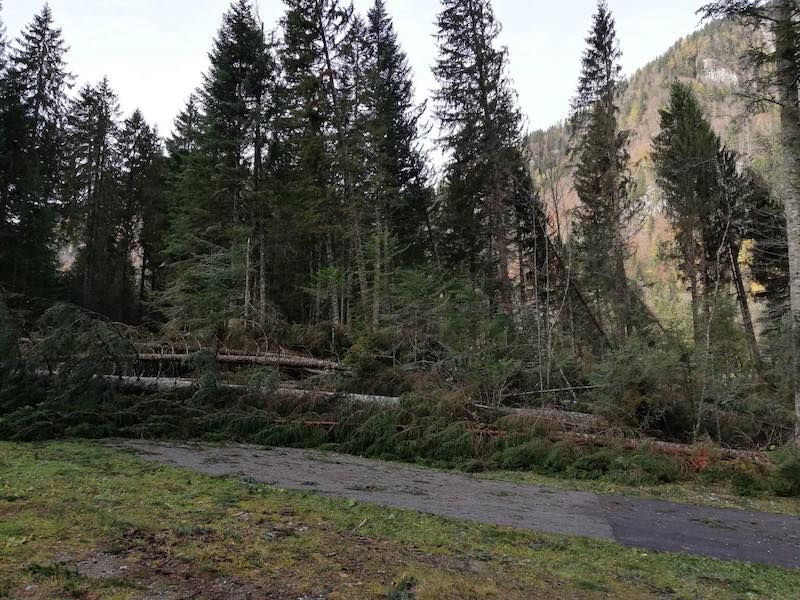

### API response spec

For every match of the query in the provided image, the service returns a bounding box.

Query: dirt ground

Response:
[118,440,800,569]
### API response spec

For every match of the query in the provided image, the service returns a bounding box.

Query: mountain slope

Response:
[528,17,779,321]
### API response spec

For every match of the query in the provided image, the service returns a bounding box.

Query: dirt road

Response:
[119,441,800,569]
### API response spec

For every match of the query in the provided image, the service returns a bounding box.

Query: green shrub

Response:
[542,442,580,474]
[610,451,682,486]
[568,450,617,480]
[495,439,550,470]
[771,447,800,497]
[730,466,768,497]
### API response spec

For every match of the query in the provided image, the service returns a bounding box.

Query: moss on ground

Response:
[0,442,798,599]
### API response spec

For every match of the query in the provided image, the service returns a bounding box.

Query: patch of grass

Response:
[480,469,800,516]
[0,442,798,600]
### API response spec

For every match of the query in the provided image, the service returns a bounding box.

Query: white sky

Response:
[3,0,707,137]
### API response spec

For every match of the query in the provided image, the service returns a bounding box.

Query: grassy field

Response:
[1,442,798,599]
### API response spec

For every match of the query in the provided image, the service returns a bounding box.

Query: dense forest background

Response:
[1,0,798,453]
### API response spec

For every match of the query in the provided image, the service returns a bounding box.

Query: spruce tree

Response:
[12,4,71,200]
[702,0,800,439]
[162,0,274,338]
[570,1,638,342]
[364,0,432,265]
[433,0,540,314]
[652,82,720,344]
[1,5,72,298]
[654,82,764,366]
[276,0,353,324]
[117,110,165,320]
[64,78,128,318]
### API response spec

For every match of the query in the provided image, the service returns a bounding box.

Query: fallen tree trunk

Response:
[105,375,398,406]
[473,404,610,433]
[137,352,340,371]
[96,376,773,464]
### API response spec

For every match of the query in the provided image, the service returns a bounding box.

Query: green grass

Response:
[480,469,800,516]
[0,442,798,599]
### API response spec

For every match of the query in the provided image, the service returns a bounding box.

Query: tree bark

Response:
[372,211,383,326]
[326,236,340,326]
[352,221,371,328]
[775,0,800,439]
[688,266,702,347]
[259,229,267,326]
[244,236,252,321]
[728,241,762,370]
[137,352,339,371]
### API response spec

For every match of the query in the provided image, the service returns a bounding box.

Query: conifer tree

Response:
[162,0,274,338]
[433,0,540,314]
[364,0,432,265]
[117,110,165,320]
[570,1,638,342]
[64,78,128,318]
[652,82,720,344]
[1,5,72,298]
[702,0,800,439]
[276,0,353,324]
[654,82,763,365]
[12,4,71,201]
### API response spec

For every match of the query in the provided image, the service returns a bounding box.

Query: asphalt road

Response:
[118,440,800,569]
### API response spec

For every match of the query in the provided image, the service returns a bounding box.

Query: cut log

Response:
[137,352,340,371]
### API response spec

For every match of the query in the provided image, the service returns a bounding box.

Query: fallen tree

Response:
[108,376,771,465]
[104,375,398,406]
[136,352,340,371]
[474,403,610,433]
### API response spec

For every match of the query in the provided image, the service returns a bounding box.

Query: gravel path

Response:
[118,440,800,569]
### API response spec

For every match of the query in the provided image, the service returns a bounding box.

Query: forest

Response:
[1,0,800,498]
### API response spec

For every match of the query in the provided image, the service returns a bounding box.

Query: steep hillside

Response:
[529,17,780,322]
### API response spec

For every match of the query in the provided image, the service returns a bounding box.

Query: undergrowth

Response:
[1,301,797,501]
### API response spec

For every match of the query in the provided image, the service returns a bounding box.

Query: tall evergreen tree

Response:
[703,0,800,435]
[570,1,638,342]
[433,0,541,315]
[653,82,721,344]
[653,82,762,366]
[64,78,128,318]
[276,0,353,324]
[117,109,165,321]
[364,0,432,265]
[162,0,274,338]
[1,4,72,298]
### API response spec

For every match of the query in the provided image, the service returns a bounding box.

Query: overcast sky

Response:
[3,0,707,137]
